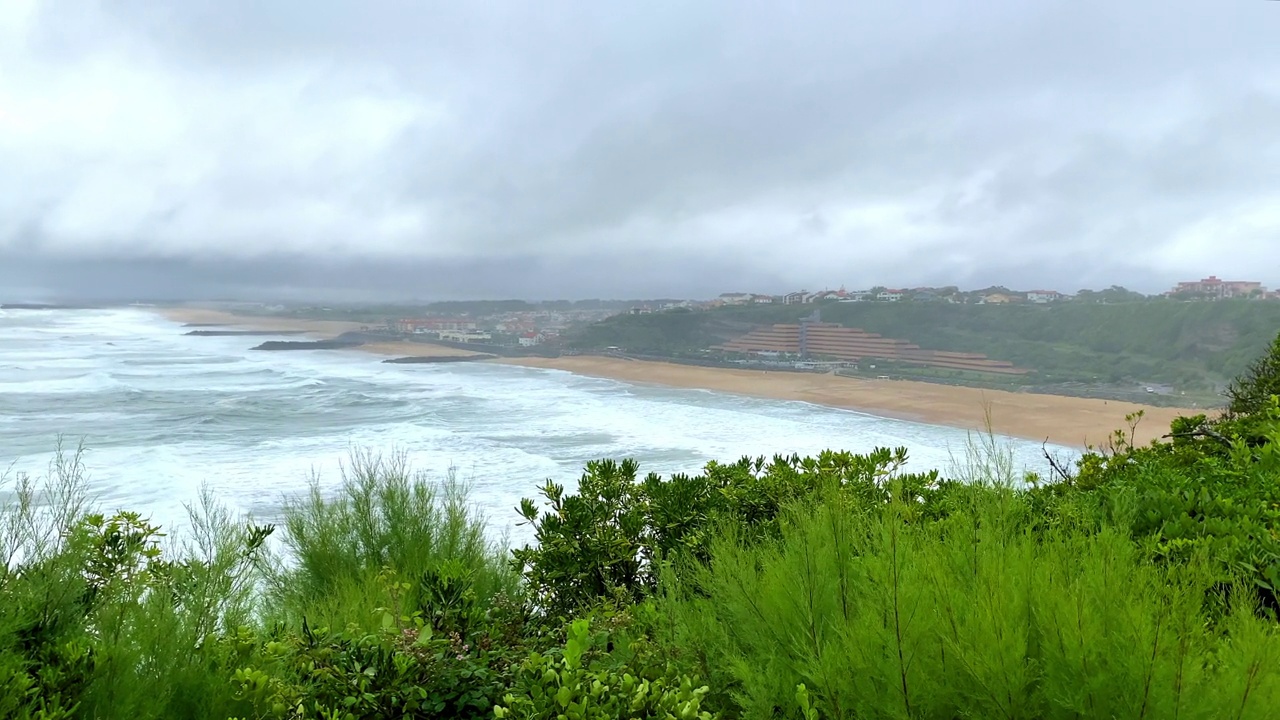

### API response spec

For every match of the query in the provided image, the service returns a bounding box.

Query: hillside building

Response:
[1026,290,1064,304]
[438,330,492,343]
[397,318,478,334]
[712,321,1029,375]
[1169,276,1265,299]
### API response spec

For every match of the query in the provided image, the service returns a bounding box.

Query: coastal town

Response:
[709,275,1273,309]
[314,275,1272,353]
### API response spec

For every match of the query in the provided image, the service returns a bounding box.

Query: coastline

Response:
[155,307,1196,448]
[493,357,1193,448]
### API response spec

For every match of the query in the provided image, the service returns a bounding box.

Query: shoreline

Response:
[155,306,1197,448]
[491,357,1194,448]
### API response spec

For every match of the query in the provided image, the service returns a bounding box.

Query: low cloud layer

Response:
[3,1,1279,300]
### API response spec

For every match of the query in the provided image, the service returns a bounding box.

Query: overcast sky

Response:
[2,1,1279,301]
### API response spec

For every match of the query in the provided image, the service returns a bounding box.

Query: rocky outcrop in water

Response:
[186,330,307,336]
[381,354,495,364]
[250,339,364,351]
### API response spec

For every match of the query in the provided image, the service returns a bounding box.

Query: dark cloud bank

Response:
[2,1,1279,301]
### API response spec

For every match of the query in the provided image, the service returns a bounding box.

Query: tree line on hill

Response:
[6,334,1280,717]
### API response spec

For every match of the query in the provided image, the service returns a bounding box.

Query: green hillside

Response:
[569,300,1280,398]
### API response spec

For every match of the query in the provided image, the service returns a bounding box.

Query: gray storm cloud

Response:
[1,0,1279,300]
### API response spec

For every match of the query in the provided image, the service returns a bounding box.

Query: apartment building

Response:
[1170,276,1265,299]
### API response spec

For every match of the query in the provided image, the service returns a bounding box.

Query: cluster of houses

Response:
[712,277,1278,307]
[626,299,700,315]
[716,287,1070,306]
[394,307,615,348]
[396,317,488,338]
[397,315,548,346]
[388,275,1275,348]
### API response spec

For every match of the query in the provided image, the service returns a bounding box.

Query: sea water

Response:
[0,308,1074,546]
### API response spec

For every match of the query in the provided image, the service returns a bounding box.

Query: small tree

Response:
[1225,331,1280,418]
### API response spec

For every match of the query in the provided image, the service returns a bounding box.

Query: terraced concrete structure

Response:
[713,322,1029,375]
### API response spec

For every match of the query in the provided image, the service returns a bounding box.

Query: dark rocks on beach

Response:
[185,330,308,336]
[381,354,496,364]
[251,339,365,351]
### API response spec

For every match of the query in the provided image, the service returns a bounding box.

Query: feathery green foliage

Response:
[240,450,527,720]
[656,483,1280,719]
[0,443,270,720]
[265,449,519,629]
[8,330,1280,718]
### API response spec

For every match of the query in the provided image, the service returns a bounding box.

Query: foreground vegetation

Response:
[6,337,1280,718]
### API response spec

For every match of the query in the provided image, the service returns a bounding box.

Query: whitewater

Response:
[1,308,1073,545]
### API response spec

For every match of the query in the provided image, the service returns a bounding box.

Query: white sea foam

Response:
[0,308,1076,546]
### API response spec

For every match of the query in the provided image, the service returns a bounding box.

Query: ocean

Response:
[0,308,1073,546]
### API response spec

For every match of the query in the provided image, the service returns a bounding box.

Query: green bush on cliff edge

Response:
[6,333,1280,718]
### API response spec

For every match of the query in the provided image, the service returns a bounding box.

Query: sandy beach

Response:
[497,356,1196,448]
[158,307,1198,447]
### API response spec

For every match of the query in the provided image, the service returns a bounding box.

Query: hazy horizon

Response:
[3,1,1279,301]
[0,280,1241,307]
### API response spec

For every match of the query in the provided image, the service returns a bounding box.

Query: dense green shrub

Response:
[495,617,716,720]
[231,590,519,719]
[1061,400,1280,608]
[1227,332,1280,417]
[513,460,651,620]
[512,449,943,619]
